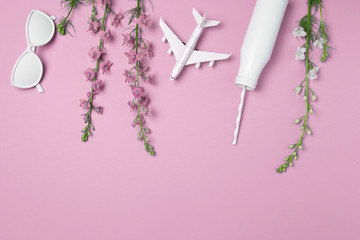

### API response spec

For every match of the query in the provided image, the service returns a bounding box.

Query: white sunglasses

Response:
[11,10,56,93]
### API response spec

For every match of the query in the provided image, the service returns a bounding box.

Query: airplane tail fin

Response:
[192,8,220,28]
[192,8,203,25]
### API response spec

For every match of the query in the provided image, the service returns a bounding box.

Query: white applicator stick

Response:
[233,0,288,145]
[233,87,246,145]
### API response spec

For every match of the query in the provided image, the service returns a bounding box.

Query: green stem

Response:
[91,0,96,20]
[133,0,152,153]
[294,3,312,161]
[135,0,146,140]
[279,3,312,172]
[83,3,109,141]
[64,4,75,22]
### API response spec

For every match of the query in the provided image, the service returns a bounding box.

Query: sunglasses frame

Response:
[11,10,56,93]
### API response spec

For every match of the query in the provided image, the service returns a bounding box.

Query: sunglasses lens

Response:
[28,11,55,46]
[12,52,43,88]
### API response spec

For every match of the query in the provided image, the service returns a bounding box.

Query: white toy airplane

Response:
[159,8,231,81]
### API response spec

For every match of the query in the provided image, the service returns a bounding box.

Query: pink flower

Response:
[128,101,138,111]
[95,106,104,114]
[124,70,135,83]
[96,0,111,7]
[131,114,145,127]
[84,68,95,81]
[143,105,151,116]
[142,76,154,84]
[124,50,142,64]
[110,12,124,28]
[139,95,149,106]
[87,19,100,33]
[80,100,90,109]
[87,91,97,99]
[131,85,144,99]
[122,34,135,47]
[93,80,103,94]
[88,46,104,61]
[140,65,150,75]
[135,14,152,29]
[140,43,154,58]
[100,28,112,43]
[101,60,113,75]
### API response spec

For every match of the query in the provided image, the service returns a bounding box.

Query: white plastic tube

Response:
[235,0,288,90]
[233,0,288,145]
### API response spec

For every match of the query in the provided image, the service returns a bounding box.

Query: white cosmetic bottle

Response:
[233,0,289,145]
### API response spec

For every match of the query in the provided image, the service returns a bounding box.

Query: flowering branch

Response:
[57,0,89,36]
[81,0,121,141]
[123,0,155,155]
[277,0,331,173]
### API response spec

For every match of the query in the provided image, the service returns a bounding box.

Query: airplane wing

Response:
[159,18,186,61]
[185,50,231,65]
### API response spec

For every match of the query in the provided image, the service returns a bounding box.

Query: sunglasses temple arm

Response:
[36,84,44,93]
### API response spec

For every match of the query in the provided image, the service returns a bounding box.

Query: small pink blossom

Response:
[88,46,104,61]
[135,14,152,29]
[139,95,149,106]
[95,106,104,114]
[140,65,150,75]
[80,100,90,109]
[124,70,135,83]
[128,101,138,111]
[131,114,145,127]
[101,60,113,75]
[125,50,142,64]
[142,76,154,84]
[110,12,124,28]
[122,34,135,47]
[93,80,103,94]
[140,43,154,58]
[87,19,100,33]
[84,68,95,81]
[100,28,112,43]
[131,85,144,99]
[143,105,151,116]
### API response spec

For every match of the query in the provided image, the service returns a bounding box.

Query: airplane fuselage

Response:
[170,16,207,81]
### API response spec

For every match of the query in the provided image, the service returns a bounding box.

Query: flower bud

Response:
[307,128,312,135]
[312,94,317,101]
[57,24,66,36]
[294,118,302,124]
[309,107,314,114]
[289,144,296,149]
[304,95,307,101]
[295,87,302,94]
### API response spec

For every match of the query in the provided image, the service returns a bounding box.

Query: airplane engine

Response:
[161,36,167,42]
[195,63,201,68]
[167,48,172,55]
[209,61,215,67]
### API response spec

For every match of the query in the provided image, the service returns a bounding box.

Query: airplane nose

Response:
[170,76,176,81]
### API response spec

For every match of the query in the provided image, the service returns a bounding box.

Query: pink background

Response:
[1,0,360,239]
